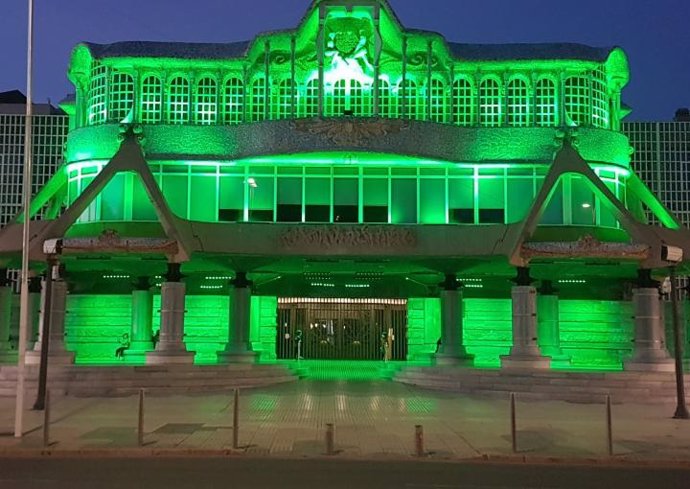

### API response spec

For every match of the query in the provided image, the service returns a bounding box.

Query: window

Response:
[507,78,530,127]
[452,78,473,126]
[377,78,393,118]
[303,79,319,117]
[429,79,446,123]
[330,79,348,116]
[399,79,418,120]
[535,78,557,127]
[109,72,134,123]
[592,68,609,129]
[222,78,244,124]
[479,78,502,127]
[168,76,190,124]
[88,64,107,125]
[275,79,296,120]
[564,76,591,126]
[250,78,266,122]
[350,80,369,116]
[140,75,162,124]
[195,77,218,125]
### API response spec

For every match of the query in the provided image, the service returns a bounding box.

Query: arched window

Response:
[303,79,319,117]
[399,79,418,120]
[222,78,244,124]
[88,64,107,125]
[507,78,530,127]
[429,79,446,123]
[351,80,369,116]
[330,79,348,116]
[195,77,217,125]
[168,76,190,124]
[452,78,473,126]
[109,72,134,123]
[591,68,609,129]
[377,78,393,118]
[479,78,502,127]
[250,78,266,122]
[564,76,591,126]
[275,79,296,120]
[535,78,557,127]
[140,75,162,124]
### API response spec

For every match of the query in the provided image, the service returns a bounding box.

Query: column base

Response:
[500,354,551,370]
[145,350,195,365]
[434,353,474,367]
[25,350,75,365]
[624,358,675,372]
[217,349,258,364]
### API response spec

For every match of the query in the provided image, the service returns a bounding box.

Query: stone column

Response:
[130,277,154,352]
[0,269,14,362]
[501,268,551,369]
[537,280,566,361]
[146,264,194,365]
[218,272,256,363]
[435,274,473,366]
[624,270,674,371]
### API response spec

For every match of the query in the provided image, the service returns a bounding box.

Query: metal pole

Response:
[42,389,50,447]
[14,0,35,438]
[137,388,145,447]
[33,263,53,410]
[510,392,517,453]
[325,423,335,455]
[232,388,240,449]
[414,425,424,457]
[606,395,613,456]
[670,267,689,419]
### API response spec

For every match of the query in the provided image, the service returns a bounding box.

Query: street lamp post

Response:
[670,266,689,419]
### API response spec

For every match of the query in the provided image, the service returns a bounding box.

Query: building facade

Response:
[1,0,689,371]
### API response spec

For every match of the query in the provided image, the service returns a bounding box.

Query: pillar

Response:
[624,270,674,371]
[27,276,42,350]
[218,272,256,363]
[0,269,14,362]
[146,263,194,365]
[536,280,567,361]
[130,277,154,352]
[501,268,551,369]
[435,274,473,366]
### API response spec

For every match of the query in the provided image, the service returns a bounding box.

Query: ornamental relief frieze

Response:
[280,225,417,250]
[291,118,410,146]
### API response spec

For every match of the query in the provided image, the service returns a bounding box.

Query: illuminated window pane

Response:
[420,179,446,224]
[350,80,370,117]
[88,64,107,125]
[222,78,244,124]
[506,177,534,223]
[140,75,162,124]
[168,77,190,124]
[274,79,296,120]
[190,174,217,221]
[535,78,557,127]
[571,176,596,225]
[363,178,388,223]
[248,176,274,221]
[392,179,417,223]
[429,79,446,123]
[479,78,502,127]
[132,175,157,221]
[592,68,610,129]
[449,178,474,223]
[452,78,473,126]
[162,174,188,218]
[194,77,217,125]
[507,78,529,127]
[334,178,358,223]
[277,177,302,222]
[377,78,394,118]
[478,176,505,224]
[218,176,244,222]
[303,79,319,117]
[330,80,347,116]
[565,76,591,126]
[541,179,564,224]
[100,173,125,221]
[250,78,266,122]
[109,72,134,123]
[305,177,330,222]
[399,80,418,120]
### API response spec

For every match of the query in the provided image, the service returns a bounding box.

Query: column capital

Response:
[511,267,534,287]
[231,272,252,288]
[164,263,183,283]
[538,279,557,296]
[439,273,461,291]
[636,269,660,289]
[134,276,151,291]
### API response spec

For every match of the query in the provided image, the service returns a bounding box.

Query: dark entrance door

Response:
[276,298,408,360]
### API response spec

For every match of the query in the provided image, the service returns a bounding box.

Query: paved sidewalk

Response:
[1,380,690,462]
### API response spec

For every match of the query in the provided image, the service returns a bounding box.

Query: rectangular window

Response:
[391,179,417,224]
[305,177,330,222]
[219,176,244,222]
[449,178,474,223]
[363,178,388,223]
[277,177,302,222]
[334,178,358,223]
[420,178,446,224]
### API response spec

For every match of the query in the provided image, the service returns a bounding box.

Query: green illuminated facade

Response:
[2,0,690,373]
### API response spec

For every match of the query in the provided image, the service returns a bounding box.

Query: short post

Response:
[137,389,145,447]
[606,395,613,456]
[232,388,240,449]
[325,423,335,455]
[510,392,517,453]
[42,390,50,448]
[414,424,424,457]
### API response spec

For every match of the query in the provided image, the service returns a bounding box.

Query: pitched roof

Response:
[83,41,251,60]
[448,42,614,62]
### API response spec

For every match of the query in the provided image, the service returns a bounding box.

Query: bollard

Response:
[42,390,50,448]
[414,425,424,457]
[325,423,335,455]
[137,389,145,447]
[510,392,517,453]
[606,395,613,456]
[232,388,240,449]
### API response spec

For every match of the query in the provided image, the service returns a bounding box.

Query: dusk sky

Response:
[1,0,688,121]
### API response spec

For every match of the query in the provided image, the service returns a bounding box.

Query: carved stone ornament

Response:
[521,234,649,260]
[281,225,417,250]
[292,118,409,146]
[63,229,178,255]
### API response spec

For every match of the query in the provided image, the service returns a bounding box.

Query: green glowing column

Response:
[0,270,14,362]
[624,285,674,372]
[218,272,256,363]
[501,268,551,370]
[130,277,154,352]
[536,281,566,361]
[146,264,195,365]
[436,275,473,366]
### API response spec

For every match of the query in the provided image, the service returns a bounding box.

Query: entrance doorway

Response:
[276,298,408,360]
